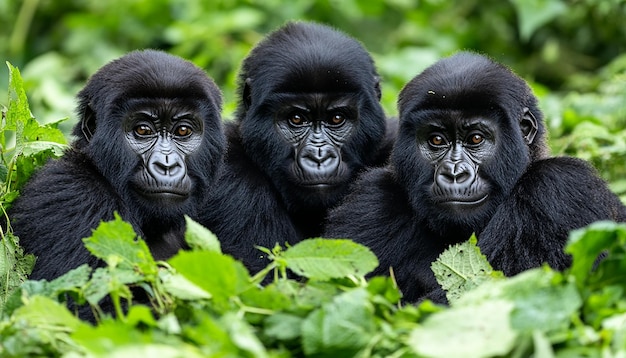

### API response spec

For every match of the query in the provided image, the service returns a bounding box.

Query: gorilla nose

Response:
[148,153,185,181]
[300,145,340,173]
[305,147,335,164]
[436,162,475,186]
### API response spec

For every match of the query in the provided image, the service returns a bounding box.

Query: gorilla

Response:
[199,21,395,275]
[9,49,225,281]
[325,51,626,303]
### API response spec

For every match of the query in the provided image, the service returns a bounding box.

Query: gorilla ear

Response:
[80,103,96,142]
[243,77,253,110]
[520,107,538,145]
[374,76,382,101]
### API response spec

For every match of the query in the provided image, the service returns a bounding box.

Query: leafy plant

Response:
[3,213,626,357]
[0,62,66,313]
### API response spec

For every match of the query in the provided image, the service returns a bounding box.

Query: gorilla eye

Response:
[175,125,193,137]
[469,134,484,145]
[429,135,445,146]
[134,125,153,136]
[328,114,346,126]
[289,114,305,126]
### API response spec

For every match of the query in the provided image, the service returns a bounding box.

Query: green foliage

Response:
[431,235,504,303]
[281,238,379,281]
[0,3,625,356]
[3,216,626,357]
[0,62,66,314]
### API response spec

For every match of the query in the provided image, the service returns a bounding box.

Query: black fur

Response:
[325,52,626,303]
[199,21,394,275]
[9,50,225,281]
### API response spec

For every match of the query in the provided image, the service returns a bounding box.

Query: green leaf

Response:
[510,0,567,41]
[408,300,517,358]
[458,269,582,333]
[282,238,378,280]
[223,312,269,358]
[168,250,250,306]
[20,140,66,157]
[566,221,626,288]
[83,213,157,277]
[47,264,92,296]
[83,267,140,306]
[3,62,67,195]
[12,295,84,331]
[301,288,376,357]
[71,319,205,357]
[264,313,303,341]
[184,216,221,253]
[5,62,30,132]
[0,231,35,313]
[158,270,211,300]
[432,235,504,302]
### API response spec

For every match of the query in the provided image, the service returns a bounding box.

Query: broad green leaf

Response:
[76,319,147,344]
[159,270,211,300]
[83,214,157,277]
[182,311,238,351]
[566,221,626,288]
[168,250,250,305]
[224,312,269,358]
[264,313,303,341]
[301,288,376,356]
[238,284,293,322]
[125,305,158,327]
[458,269,581,333]
[184,216,221,253]
[71,319,189,356]
[282,238,378,280]
[12,295,84,331]
[83,267,140,306]
[47,264,91,296]
[267,279,339,310]
[432,236,504,302]
[20,140,66,157]
[408,300,517,358]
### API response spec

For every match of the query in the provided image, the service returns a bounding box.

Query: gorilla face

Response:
[123,99,205,204]
[395,106,539,234]
[235,22,387,212]
[274,93,357,190]
[418,111,497,214]
[75,49,225,219]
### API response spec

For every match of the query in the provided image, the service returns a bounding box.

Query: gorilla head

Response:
[395,52,548,235]
[235,21,386,211]
[73,49,225,220]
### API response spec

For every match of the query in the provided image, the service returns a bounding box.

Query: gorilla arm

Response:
[9,150,122,280]
[200,122,300,274]
[324,167,442,302]
[478,157,626,276]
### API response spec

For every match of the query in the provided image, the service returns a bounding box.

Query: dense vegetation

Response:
[1,0,626,356]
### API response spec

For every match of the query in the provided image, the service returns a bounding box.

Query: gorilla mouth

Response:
[139,188,190,201]
[300,183,341,193]
[438,194,489,208]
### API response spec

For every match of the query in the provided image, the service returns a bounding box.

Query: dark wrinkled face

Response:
[393,108,523,235]
[123,99,204,205]
[274,93,357,191]
[417,112,497,216]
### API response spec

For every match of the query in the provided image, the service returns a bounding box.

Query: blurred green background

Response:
[1,0,625,198]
